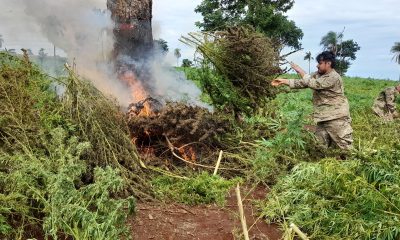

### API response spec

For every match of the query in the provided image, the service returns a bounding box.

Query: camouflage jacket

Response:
[288,69,350,123]
[373,86,398,113]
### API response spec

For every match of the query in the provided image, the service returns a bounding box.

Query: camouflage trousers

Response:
[315,117,353,150]
[372,102,398,121]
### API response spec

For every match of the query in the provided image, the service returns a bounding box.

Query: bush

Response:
[152,172,238,206]
[1,128,134,239]
[0,52,141,239]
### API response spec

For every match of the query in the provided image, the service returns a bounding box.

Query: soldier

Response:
[372,85,400,121]
[271,51,353,150]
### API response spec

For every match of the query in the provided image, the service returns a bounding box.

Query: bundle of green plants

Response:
[261,147,400,240]
[181,26,282,116]
[152,172,239,206]
[0,52,149,238]
[0,128,134,239]
[62,65,151,199]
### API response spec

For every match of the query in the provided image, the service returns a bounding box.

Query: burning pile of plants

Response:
[118,26,287,170]
[127,102,231,165]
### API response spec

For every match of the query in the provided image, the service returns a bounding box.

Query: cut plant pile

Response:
[0,52,150,239]
[181,26,285,116]
[127,102,233,166]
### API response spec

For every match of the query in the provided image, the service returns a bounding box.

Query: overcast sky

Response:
[1,0,399,80]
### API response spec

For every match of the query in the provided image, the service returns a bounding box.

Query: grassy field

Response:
[1,52,400,239]
[261,75,400,239]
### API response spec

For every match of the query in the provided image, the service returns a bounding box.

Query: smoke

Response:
[149,55,210,109]
[18,0,134,106]
[18,0,208,110]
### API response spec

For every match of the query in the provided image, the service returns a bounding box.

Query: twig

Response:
[213,150,224,175]
[147,166,189,180]
[236,184,250,240]
[247,214,264,232]
[290,223,309,240]
[165,136,241,171]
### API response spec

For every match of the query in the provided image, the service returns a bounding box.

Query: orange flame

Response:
[178,145,197,162]
[120,70,154,116]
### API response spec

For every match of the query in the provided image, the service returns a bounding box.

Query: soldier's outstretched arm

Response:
[287,74,337,90]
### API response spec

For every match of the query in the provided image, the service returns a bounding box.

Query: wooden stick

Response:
[290,223,309,240]
[236,184,250,240]
[213,150,223,175]
[165,136,240,171]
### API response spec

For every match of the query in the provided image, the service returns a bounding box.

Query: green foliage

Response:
[1,128,134,240]
[195,0,303,49]
[0,52,143,239]
[320,31,361,75]
[182,26,281,116]
[260,75,400,239]
[185,65,251,114]
[62,62,151,199]
[154,38,169,53]
[181,58,193,68]
[249,101,314,184]
[262,151,400,240]
[152,172,238,206]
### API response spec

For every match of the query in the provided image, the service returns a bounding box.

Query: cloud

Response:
[285,0,400,80]
[152,0,202,63]
[1,0,399,80]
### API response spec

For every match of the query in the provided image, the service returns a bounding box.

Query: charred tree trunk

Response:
[107,0,156,102]
[107,0,153,61]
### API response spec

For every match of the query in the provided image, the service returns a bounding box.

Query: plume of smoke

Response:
[19,0,209,110]
[20,0,133,106]
[149,54,210,109]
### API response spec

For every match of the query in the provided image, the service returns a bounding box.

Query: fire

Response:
[120,70,158,117]
[178,145,197,163]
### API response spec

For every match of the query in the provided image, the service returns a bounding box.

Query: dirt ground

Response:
[129,186,281,240]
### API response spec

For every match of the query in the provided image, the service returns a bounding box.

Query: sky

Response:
[1,0,399,80]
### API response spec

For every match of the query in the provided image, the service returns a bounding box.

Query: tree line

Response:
[193,0,399,76]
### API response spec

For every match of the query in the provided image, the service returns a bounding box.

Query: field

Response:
[1,52,400,239]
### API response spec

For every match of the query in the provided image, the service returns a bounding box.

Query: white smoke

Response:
[18,0,133,106]
[19,0,208,109]
[149,56,210,109]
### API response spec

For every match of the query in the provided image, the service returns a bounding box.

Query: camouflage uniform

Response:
[372,87,399,121]
[288,70,353,150]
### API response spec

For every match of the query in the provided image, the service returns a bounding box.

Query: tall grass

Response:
[261,75,400,239]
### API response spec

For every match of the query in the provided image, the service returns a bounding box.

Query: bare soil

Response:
[129,186,281,240]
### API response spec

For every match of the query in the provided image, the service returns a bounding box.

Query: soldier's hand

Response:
[271,79,288,87]
[290,62,302,73]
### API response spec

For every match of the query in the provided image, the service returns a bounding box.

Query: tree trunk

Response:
[107,0,153,60]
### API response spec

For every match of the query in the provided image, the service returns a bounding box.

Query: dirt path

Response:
[129,186,281,240]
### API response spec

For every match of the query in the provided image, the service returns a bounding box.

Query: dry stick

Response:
[290,223,309,240]
[213,150,224,175]
[236,184,250,240]
[165,136,241,171]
